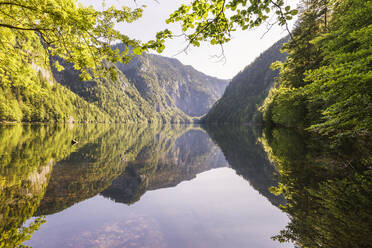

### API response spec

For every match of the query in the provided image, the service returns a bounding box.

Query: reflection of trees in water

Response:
[0,124,92,248]
[36,124,172,215]
[204,124,286,207]
[0,123,147,246]
[259,127,372,248]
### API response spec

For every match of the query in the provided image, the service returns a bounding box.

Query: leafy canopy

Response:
[0,0,298,82]
[164,0,298,47]
[0,0,170,81]
[261,0,372,138]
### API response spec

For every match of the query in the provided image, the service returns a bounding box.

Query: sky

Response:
[82,0,298,79]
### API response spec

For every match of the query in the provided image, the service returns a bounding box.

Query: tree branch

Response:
[0,23,52,31]
[187,0,227,48]
[270,0,294,41]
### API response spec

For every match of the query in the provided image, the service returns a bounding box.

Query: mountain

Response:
[0,38,228,123]
[114,44,229,117]
[52,57,190,124]
[204,36,289,123]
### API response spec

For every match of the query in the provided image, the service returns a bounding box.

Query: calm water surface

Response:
[25,168,289,248]
[1,124,291,248]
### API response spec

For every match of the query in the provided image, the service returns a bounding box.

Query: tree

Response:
[302,0,372,137]
[0,0,169,82]
[259,0,372,138]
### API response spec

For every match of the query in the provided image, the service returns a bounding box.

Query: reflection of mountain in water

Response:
[204,125,286,207]
[35,124,284,212]
[36,126,228,213]
[101,129,228,204]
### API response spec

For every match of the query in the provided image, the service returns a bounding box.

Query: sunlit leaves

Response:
[0,0,168,81]
[53,60,64,72]
[164,0,298,47]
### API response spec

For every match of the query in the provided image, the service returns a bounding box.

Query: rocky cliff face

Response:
[114,44,229,117]
[51,57,190,123]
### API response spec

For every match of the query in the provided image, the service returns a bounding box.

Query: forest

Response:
[260,0,371,139]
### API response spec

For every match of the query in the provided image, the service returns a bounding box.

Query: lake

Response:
[0,124,291,248]
[1,124,370,248]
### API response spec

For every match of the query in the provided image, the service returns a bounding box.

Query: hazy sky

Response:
[83,0,298,79]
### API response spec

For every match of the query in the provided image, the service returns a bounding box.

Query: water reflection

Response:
[0,124,81,248]
[1,123,291,248]
[101,129,228,205]
[259,127,372,248]
[205,125,286,207]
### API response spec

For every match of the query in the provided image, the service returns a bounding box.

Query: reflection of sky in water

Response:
[26,168,291,248]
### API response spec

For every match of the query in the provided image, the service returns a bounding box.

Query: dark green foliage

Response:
[301,0,372,137]
[262,0,372,138]
[204,36,288,123]
[264,87,306,128]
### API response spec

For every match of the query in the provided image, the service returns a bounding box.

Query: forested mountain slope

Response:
[53,46,229,123]
[52,58,190,123]
[204,36,288,123]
